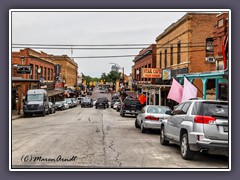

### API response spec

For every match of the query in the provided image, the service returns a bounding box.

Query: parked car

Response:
[113,101,121,110]
[111,99,120,108]
[48,102,56,114]
[135,105,171,133]
[55,101,66,111]
[95,97,109,109]
[120,97,143,117]
[71,98,78,107]
[65,98,75,108]
[81,98,93,108]
[116,101,122,112]
[160,100,228,160]
[62,100,70,110]
[23,89,49,117]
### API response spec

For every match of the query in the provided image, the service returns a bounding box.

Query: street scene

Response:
[12,88,228,168]
[11,10,229,170]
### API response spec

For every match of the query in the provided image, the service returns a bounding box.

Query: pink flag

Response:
[181,77,198,102]
[167,78,183,104]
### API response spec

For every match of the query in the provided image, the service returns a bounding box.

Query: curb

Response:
[12,115,23,120]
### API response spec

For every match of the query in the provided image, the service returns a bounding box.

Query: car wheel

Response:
[135,119,140,128]
[46,108,49,115]
[61,107,63,111]
[96,106,97,109]
[23,112,28,117]
[140,122,146,133]
[180,133,195,160]
[160,126,169,145]
[42,109,45,117]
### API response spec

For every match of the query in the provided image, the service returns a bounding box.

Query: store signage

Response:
[142,68,161,78]
[162,69,172,80]
[17,65,31,74]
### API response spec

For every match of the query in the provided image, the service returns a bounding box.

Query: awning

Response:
[47,89,64,97]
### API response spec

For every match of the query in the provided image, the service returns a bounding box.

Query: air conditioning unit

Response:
[206,57,215,62]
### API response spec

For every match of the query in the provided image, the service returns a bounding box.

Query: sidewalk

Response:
[12,110,23,120]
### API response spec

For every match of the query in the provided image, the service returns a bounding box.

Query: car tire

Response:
[23,112,28,117]
[160,126,169,145]
[140,122,146,133]
[180,133,195,160]
[61,107,63,111]
[96,106,97,109]
[135,119,140,128]
[42,109,45,117]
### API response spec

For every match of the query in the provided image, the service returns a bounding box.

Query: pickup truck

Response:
[120,97,143,117]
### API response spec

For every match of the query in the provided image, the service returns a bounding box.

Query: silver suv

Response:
[160,100,228,160]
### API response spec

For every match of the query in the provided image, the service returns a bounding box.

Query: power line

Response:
[11,49,207,59]
[12,45,207,50]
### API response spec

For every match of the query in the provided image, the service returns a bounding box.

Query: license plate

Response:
[223,126,228,132]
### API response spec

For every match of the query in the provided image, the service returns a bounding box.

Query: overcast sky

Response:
[12,10,189,77]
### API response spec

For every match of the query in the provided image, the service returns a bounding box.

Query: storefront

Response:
[176,70,228,100]
[12,77,39,114]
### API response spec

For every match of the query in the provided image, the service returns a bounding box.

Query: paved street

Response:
[12,89,228,169]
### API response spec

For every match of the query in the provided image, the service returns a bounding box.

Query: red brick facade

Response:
[12,48,55,81]
[213,12,229,70]
[155,13,218,96]
[132,44,156,84]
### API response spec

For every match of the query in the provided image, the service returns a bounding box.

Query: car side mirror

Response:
[165,110,172,115]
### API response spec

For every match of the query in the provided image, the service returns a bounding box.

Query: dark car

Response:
[116,101,122,112]
[81,98,93,108]
[95,97,109,109]
[48,102,56,114]
[120,97,143,117]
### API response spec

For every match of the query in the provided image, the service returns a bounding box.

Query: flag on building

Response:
[181,77,198,103]
[167,78,183,104]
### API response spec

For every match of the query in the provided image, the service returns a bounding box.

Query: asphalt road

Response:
[11,89,229,169]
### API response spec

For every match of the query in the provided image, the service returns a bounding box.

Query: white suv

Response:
[160,100,228,160]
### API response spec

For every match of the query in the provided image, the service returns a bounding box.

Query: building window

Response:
[40,66,43,78]
[206,38,214,52]
[170,45,173,66]
[48,68,50,80]
[51,69,53,81]
[177,41,181,64]
[35,65,38,79]
[44,67,47,79]
[30,64,33,79]
[160,51,162,68]
[164,49,167,68]
[218,19,224,28]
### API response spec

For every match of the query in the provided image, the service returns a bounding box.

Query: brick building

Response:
[132,44,157,84]
[213,12,229,71]
[155,13,218,98]
[50,55,78,87]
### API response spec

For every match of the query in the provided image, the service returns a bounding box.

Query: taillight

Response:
[145,116,159,121]
[194,116,216,124]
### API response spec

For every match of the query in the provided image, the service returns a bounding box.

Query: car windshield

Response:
[55,102,62,105]
[201,102,228,118]
[83,99,91,102]
[26,94,44,101]
[65,99,72,103]
[147,106,170,114]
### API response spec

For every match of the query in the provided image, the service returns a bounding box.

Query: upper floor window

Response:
[206,38,214,52]
[29,64,33,79]
[177,41,181,64]
[170,45,173,66]
[218,19,224,28]
[160,51,162,68]
[164,50,167,68]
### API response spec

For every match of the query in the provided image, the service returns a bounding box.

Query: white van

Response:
[23,89,49,117]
